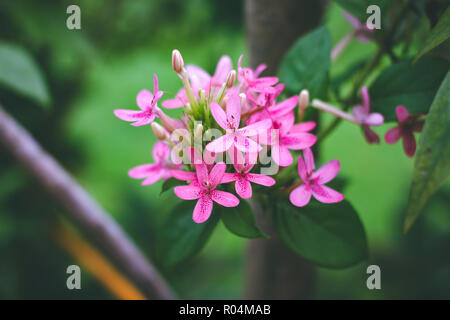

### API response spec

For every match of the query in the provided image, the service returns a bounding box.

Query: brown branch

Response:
[0,104,176,300]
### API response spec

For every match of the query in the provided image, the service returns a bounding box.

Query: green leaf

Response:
[219,200,266,238]
[335,0,391,22]
[156,200,218,267]
[159,178,185,196]
[415,6,450,62]
[0,43,50,108]
[404,70,450,232]
[278,26,331,99]
[274,199,368,268]
[370,57,450,121]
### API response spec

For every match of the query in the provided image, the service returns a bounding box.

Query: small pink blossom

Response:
[222,149,275,199]
[206,93,272,153]
[238,55,278,94]
[128,142,180,185]
[289,148,344,207]
[267,114,317,167]
[174,162,239,223]
[352,86,384,144]
[114,74,163,126]
[384,105,425,157]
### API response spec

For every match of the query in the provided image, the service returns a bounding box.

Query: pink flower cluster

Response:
[114,50,344,223]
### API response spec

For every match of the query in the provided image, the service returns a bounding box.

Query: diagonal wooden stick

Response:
[0,105,176,300]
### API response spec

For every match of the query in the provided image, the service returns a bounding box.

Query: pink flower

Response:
[128,142,180,185]
[238,55,278,94]
[384,105,425,157]
[352,87,384,144]
[114,75,163,126]
[268,114,317,167]
[343,11,374,42]
[222,149,275,199]
[162,56,232,109]
[174,162,239,223]
[206,93,272,153]
[289,148,344,207]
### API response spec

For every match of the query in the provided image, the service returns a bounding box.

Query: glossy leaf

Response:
[274,199,368,268]
[156,200,218,267]
[0,43,50,108]
[370,57,450,121]
[278,26,331,99]
[415,6,450,62]
[219,200,266,238]
[404,70,450,232]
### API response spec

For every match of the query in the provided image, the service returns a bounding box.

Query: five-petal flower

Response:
[174,162,239,223]
[352,86,384,144]
[289,148,344,207]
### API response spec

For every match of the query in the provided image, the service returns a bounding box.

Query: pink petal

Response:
[297,154,309,182]
[193,195,214,223]
[303,148,315,174]
[114,109,146,122]
[361,86,370,113]
[195,162,209,186]
[136,89,154,111]
[187,65,211,93]
[152,141,170,162]
[272,145,293,167]
[170,170,196,181]
[211,190,240,207]
[247,174,276,187]
[206,135,233,153]
[342,11,362,29]
[254,63,267,77]
[234,136,262,153]
[221,173,239,183]
[239,119,272,136]
[289,184,312,207]
[235,177,252,198]
[142,169,165,185]
[162,99,183,109]
[311,160,340,185]
[282,132,316,150]
[365,113,384,126]
[212,56,232,85]
[363,126,380,144]
[129,164,159,179]
[210,101,229,130]
[209,162,226,188]
[269,96,298,118]
[402,131,416,158]
[228,147,245,172]
[396,105,410,123]
[290,121,316,133]
[153,74,159,94]
[174,185,202,200]
[311,185,344,204]
[130,116,154,127]
[250,77,279,90]
[385,127,402,144]
[352,106,367,124]
[226,93,241,128]
[186,147,204,165]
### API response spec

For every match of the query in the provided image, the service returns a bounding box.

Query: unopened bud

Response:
[239,93,247,109]
[299,89,310,111]
[172,49,184,74]
[151,122,167,140]
[194,123,203,140]
[225,70,236,88]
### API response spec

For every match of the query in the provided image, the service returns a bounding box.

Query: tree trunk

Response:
[244,0,326,299]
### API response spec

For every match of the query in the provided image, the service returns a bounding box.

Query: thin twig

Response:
[0,104,176,300]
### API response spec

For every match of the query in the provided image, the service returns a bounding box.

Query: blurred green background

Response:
[0,0,449,299]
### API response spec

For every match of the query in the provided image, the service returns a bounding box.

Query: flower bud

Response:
[225,70,236,88]
[151,122,167,140]
[299,89,309,111]
[172,49,184,74]
[239,93,246,109]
